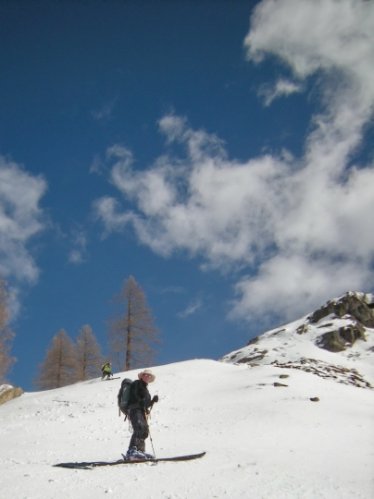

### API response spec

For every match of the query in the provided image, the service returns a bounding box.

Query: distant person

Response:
[125,369,158,460]
[101,361,113,380]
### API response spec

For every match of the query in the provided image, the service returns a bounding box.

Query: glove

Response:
[152,395,159,404]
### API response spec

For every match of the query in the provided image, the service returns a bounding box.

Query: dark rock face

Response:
[308,292,373,352]
[309,292,374,327]
[316,324,366,352]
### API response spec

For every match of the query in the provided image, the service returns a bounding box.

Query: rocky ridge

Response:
[0,384,23,406]
[222,291,374,389]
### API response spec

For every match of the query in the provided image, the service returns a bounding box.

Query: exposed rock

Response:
[316,324,366,352]
[236,349,268,364]
[272,358,372,389]
[309,292,374,327]
[296,324,309,335]
[310,397,320,402]
[274,382,288,387]
[227,351,242,361]
[0,385,23,406]
[316,330,346,352]
[222,291,374,390]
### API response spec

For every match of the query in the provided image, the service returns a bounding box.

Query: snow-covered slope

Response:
[223,292,374,388]
[1,358,373,498]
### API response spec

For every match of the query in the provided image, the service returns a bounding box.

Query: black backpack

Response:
[117,378,133,416]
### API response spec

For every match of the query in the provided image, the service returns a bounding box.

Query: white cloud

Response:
[93,196,135,235]
[178,298,203,319]
[106,144,134,166]
[68,229,88,265]
[90,144,133,177]
[95,0,374,323]
[0,157,47,306]
[246,0,374,129]
[231,255,371,324]
[259,78,303,106]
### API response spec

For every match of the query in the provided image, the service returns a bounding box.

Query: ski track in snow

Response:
[0,359,373,498]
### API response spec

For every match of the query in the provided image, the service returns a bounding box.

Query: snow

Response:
[1,358,373,498]
[222,317,374,386]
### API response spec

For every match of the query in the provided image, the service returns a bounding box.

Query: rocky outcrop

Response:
[0,384,23,406]
[308,292,374,327]
[316,324,366,352]
[271,358,372,389]
[307,292,373,352]
[222,291,374,389]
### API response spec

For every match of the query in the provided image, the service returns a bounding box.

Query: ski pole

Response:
[148,424,156,458]
[145,406,156,458]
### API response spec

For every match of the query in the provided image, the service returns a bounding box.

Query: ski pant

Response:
[128,408,149,452]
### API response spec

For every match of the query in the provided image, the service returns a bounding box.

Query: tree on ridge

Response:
[0,279,15,384]
[76,324,104,381]
[109,276,159,371]
[35,329,78,390]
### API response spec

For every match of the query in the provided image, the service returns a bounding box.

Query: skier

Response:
[101,361,113,380]
[125,369,158,460]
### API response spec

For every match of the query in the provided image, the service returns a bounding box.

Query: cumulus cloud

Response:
[231,255,371,324]
[95,0,374,323]
[0,156,47,301]
[95,120,287,264]
[246,0,374,138]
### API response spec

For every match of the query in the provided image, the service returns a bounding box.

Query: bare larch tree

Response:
[76,324,104,380]
[0,279,16,384]
[109,276,159,371]
[35,329,79,390]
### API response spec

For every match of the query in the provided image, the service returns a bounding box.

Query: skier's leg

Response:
[128,409,149,452]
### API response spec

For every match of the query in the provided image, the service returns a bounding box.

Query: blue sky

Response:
[1,0,373,391]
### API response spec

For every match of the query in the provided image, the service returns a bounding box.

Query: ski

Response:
[101,377,121,381]
[54,452,206,470]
